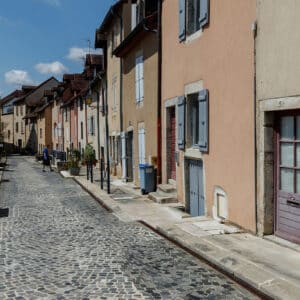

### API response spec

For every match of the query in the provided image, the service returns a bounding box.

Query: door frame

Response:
[274,110,300,243]
[166,106,176,181]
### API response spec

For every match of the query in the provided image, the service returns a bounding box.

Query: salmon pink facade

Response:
[161,0,256,232]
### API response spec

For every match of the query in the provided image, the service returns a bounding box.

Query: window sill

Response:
[184,29,203,44]
[136,100,144,108]
[184,147,202,160]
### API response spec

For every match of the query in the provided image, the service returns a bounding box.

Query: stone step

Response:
[148,192,178,204]
[168,179,176,187]
[157,183,176,194]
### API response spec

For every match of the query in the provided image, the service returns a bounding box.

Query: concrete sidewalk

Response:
[64,171,300,300]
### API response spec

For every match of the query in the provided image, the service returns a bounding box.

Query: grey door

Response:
[188,159,205,217]
[276,114,300,243]
[126,131,134,182]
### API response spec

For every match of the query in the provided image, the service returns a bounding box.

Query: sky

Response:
[0,0,115,98]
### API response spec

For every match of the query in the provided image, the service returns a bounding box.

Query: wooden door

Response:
[126,131,134,182]
[188,159,205,217]
[276,114,300,244]
[167,107,176,180]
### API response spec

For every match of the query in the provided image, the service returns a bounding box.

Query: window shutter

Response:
[138,127,146,164]
[87,117,91,134]
[177,96,186,150]
[121,132,127,179]
[91,116,95,135]
[199,0,209,28]
[198,89,209,152]
[178,0,186,41]
[140,57,144,101]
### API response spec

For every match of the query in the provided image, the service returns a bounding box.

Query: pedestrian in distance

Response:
[42,145,53,172]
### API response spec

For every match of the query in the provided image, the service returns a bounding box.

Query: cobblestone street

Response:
[0,157,258,300]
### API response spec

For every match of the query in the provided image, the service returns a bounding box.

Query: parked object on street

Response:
[139,164,156,195]
[67,149,81,176]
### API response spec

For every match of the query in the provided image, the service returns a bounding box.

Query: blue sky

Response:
[0,0,115,97]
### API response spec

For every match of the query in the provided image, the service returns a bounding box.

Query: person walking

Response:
[42,145,53,172]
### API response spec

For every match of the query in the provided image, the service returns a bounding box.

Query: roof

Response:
[25,77,59,107]
[71,79,88,92]
[0,90,23,106]
[63,73,83,82]
[85,54,103,67]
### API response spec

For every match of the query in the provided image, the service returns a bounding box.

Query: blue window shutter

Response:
[198,89,208,152]
[178,0,186,41]
[199,0,209,28]
[177,96,186,150]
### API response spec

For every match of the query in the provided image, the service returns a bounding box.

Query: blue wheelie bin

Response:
[139,164,156,194]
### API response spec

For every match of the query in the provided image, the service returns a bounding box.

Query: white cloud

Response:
[35,61,68,75]
[67,47,100,62]
[4,70,34,86]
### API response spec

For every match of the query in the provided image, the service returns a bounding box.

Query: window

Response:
[177,89,209,152]
[81,122,83,139]
[8,130,11,140]
[40,128,42,138]
[135,55,144,103]
[138,127,146,164]
[21,122,24,134]
[112,76,117,110]
[15,122,19,133]
[65,108,68,121]
[79,98,83,111]
[179,0,209,41]
[54,123,57,138]
[88,116,95,135]
[16,106,19,116]
[188,93,199,147]
[20,105,23,116]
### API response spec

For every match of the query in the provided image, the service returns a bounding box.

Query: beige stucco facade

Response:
[122,32,158,184]
[0,113,14,147]
[106,17,122,177]
[37,106,52,154]
[256,0,300,239]
[162,0,256,232]
[14,101,26,149]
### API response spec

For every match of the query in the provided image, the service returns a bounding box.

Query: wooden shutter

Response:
[138,127,146,164]
[178,0,186,41]
[198,89,209,152]
[177,96,186,150]
[121,132,127,179]
[199,0,209,28]
[135,56,140,102]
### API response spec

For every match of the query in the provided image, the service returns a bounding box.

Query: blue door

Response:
[188,159,205,217]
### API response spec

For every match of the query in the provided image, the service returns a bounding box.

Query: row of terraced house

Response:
[1,0,300,245]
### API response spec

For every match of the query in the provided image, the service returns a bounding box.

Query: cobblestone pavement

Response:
[0,157,259,300]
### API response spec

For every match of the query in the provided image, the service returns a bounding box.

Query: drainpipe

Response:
[156,0,162,184]
[104,75,110,194]
[253,21,258,235]
[141,4,161,183]
[96,90,101,169]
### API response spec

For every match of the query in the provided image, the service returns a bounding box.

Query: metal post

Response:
[105,78,110,194]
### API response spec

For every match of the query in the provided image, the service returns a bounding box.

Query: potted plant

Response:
[68,149,81,176]
[83,144,97,166]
